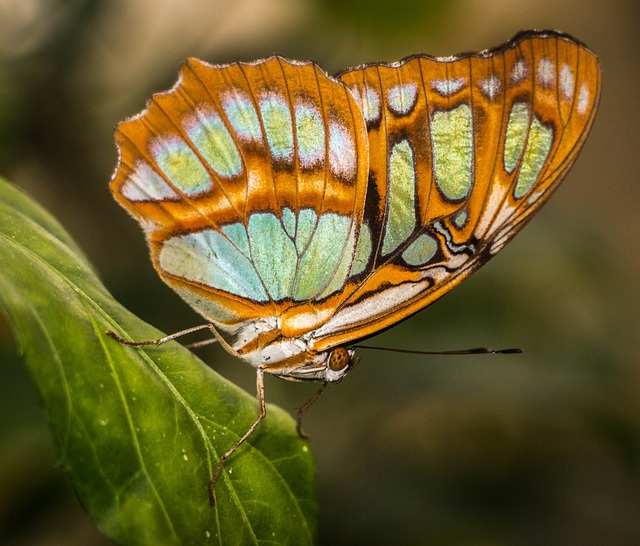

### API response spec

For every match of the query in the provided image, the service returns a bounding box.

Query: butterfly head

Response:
[236,331,359,383]
[287,345,359,383]
[263,345,359,383]
[324,347,360,383]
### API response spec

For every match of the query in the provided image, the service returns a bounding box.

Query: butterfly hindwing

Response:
[111,57,370,333]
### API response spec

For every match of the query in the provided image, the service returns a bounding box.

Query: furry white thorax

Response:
[230,317,354,382]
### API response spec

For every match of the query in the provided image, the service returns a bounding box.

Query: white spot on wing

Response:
[537,58,555,88]
[351,85,380,123]
[329,120,357,180]
[121,160,179,201]
[511,58,527,85]
[577,82,590,115]
[559,64,575,100]
[480,74,501,99]
[387,83,418,116]
[431,78,465,97]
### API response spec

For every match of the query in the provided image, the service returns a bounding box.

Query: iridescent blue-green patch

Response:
[295,208,318,252]
[248,212,297,300]
[402,233,438,266]
[222,88,262,142]
[151,137,212,196]
[259,93,294,162]
[503,102,530,174]
[453,209,468,228]
[382,139,416,255]
[514,117,553,198]
[221,222,250,256]
[319,222,356,299]
[431,104,473,201]
[185,109,242,178]
[159,229,268,301]
[282,207,296,239]
[349,223,372,277]
[295,102,325,169]
[295,213,351,300]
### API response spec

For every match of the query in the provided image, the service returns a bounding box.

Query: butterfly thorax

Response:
[231,317,357,382]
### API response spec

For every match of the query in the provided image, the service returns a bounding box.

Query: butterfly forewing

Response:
[310,31,600,351]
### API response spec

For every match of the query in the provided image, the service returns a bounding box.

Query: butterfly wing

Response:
[111,57,370,336]
[310,31,601,351]
[111,32,600,367]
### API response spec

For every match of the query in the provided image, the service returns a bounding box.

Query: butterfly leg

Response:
[209,367,266,506]
[295,382,328,439]
[107,322,245,357]
[106,323,224,347]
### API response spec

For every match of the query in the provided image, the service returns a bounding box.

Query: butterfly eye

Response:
[328,347,351,372]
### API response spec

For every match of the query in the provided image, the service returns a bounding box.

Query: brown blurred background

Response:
[1,0,638,544]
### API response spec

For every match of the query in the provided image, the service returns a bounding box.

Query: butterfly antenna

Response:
[352,345,523,355]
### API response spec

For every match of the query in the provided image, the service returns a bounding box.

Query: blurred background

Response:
[0,0,638,544]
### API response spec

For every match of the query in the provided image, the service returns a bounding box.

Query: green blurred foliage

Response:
[318,0,455,48]
[0,0,638,544]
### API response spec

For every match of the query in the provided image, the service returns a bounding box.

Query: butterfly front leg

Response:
[208,366,266,505]
[107,324,269,506]
[106,322,235,352]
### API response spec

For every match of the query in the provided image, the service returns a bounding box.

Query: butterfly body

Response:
[111,30,600,383]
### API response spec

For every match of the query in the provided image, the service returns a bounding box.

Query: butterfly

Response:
[109,30,600,500]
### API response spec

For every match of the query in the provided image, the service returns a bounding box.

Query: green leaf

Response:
[0,178,318,545]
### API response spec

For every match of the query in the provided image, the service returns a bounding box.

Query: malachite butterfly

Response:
[109,30,600,499]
